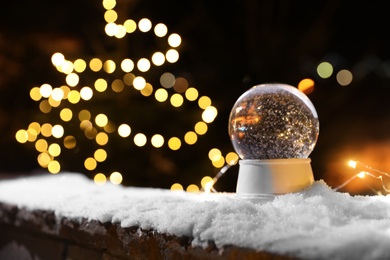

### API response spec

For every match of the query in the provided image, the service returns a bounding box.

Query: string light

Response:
[333,160,390,194]
[171,150,239,193]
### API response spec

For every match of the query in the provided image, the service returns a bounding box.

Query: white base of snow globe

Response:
[236,158,314,197]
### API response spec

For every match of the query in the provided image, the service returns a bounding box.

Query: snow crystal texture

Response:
[1,172,390,260]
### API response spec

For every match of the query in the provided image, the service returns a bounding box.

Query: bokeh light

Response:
[170,93,184,107]
[118,124,131,137]
[168,33,181,47]
[51,53,65,66]
[170,183,183,191]
[110,171,123,185]
[16,2,221,190]
[137,58,151,72]
[337,69,353,86]
[90,58,103,72]
[202,106,218,123]
[154,23,168,37]
[94,173,106,185]
[168,137,181,150]
[194,121,208,135]
[84,157,97,171]
[317,61,333,79]
[151,134,164,148]
[138,18,152,32]
[166,49,179,63]
[155,88,168,102]
[121,59,134,72]
[134,133,147,147]
[184,131,197,145]
[298,78,315,94]
[186,184,199,192]
[124,19,136,33]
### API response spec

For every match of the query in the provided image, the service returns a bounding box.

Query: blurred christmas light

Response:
[170,183,183,191]
[186,184,199,192]
[166,49,179,63]
[40,84,52,98]
[48,160,61,174]
[168,137,181,150]
[160,72,175,88]
[94,173,107,185]
[66,73,79,86]
[202,106,218,123]
[185,88,198,101]
[194,121,207,135]
[124,19,136,33]
[121,59,134,72]
[170,93,184,107]
[151,134,164,148]
[104,10,118,23]
[336,69,353,86]
[90,58,103,72]
[109,171,123,185]
[133,133,147,147]
[118,124,131,138]
[103,60,116,73]
[184,131,197,145]
[30,87,42,101]
[155,88,168,102]
[133,76,146,90]
[51,53,65,66]
[154,23,168,37]
[102,0,116,10]
[317,61,333,79]
[198,96,211,109]
[138,18,152,32]
[137,58,151,72]
[168,33,181,47]
[298,78,315,94]
[173,77,188,93]
[16,0,219,187]
[74,59,87,73]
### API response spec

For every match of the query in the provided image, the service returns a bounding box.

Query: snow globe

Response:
[228,83,319,197]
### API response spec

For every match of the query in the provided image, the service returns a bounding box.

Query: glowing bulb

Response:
[138,18,152,32]
[152,52,165,66]
[110,172,123,185]
[229,83,319,195]
[40,84,52,98]
[94,173,106,185]
[166,49,179,63]
[348,160,357,169]
[357,171,366,179]
[51,53,65,66]
[137,58,150,72]
[121,59,134,72]
[154,23,167,37]
[168,33,181,47]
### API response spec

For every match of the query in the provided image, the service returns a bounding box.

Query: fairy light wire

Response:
[200,158,238,193]
[334,160,390,194]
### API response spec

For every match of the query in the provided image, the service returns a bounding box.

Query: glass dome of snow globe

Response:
[229,83,319,196]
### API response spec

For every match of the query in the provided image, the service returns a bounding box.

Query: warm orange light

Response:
[298,78,315,94]
[348,160,357,169]
[357,171,366,179]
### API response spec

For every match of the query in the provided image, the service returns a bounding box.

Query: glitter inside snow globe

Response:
[228,83,319,196]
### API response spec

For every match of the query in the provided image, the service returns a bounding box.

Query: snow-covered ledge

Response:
[1,173,390,260]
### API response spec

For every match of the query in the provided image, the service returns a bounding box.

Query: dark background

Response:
[2,0,390,194]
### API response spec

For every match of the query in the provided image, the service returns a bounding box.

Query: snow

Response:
[1,173,390,259]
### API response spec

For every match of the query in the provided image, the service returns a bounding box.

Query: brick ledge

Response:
[0,202,296,260]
